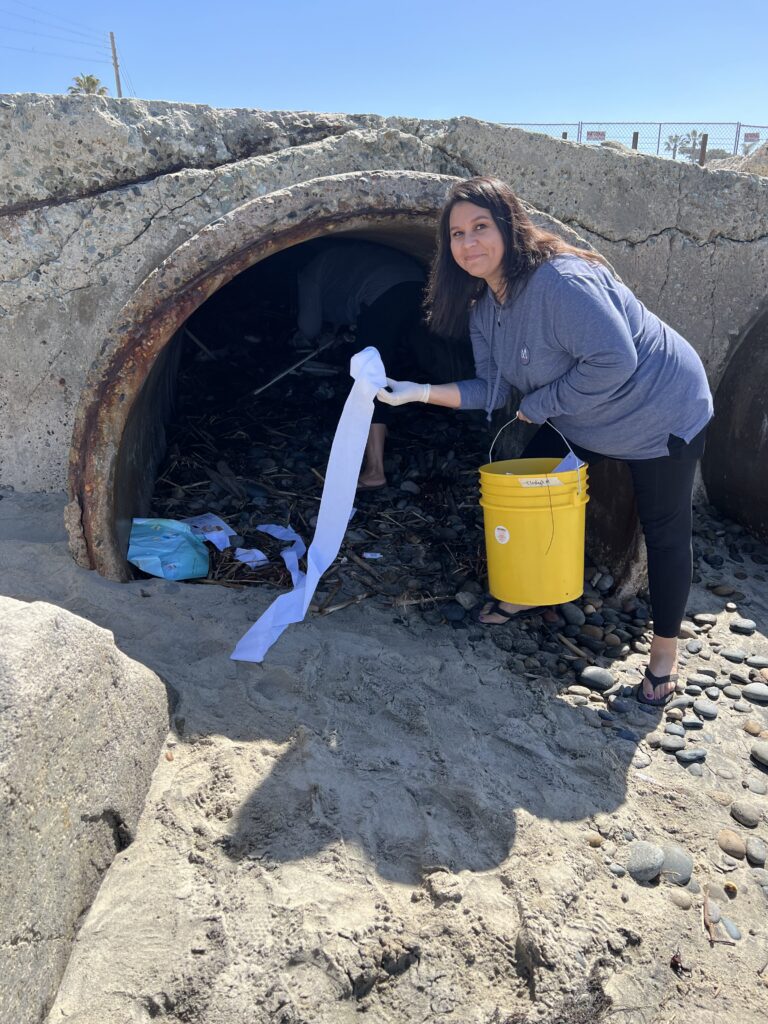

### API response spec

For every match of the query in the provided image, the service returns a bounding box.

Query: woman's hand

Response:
[516,409,533,424]
[376,379,431,406]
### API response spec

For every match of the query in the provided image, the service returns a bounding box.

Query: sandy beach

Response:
[2,487,767,1023]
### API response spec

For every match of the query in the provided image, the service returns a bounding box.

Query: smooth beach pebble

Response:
[560,602,585,626]
[730,799,762,828]
[730,617,756,635]
[693,613,718,626]
[676,748,707,765]
[669,889,692,910]
[720,915,742,940]
[723,685,743,699]
[688,673,716,687]
[705,898,722,923]
[717,829,746,859]
[751,740,768,768]
[626,840,665,882]
[660,843,694,885]
[709,791,733,807]
[579,665,614,691]
[694,699,718,720]
[746,837,768,866]
[668,696,693,712]
[661,735,685,753]
[743,682,768,704]
[721,648,748,663]
[745,720,763,736]
[567,685,592,698]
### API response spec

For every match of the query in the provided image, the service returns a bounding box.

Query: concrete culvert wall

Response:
[2,95,768,580]
[66,170,624,582]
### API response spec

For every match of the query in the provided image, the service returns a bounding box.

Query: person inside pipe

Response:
[377,176,713,708]
[296,240,426,489]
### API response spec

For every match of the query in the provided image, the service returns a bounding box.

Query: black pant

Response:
[522,424,708,637]
[357,281,424,426]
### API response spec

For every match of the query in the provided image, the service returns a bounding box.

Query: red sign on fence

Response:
[744,132,760,143]
[586,131,606,141]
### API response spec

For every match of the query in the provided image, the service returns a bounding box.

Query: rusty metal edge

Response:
[68,171,455,579]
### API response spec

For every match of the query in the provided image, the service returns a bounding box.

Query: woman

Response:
[377,176,713,707]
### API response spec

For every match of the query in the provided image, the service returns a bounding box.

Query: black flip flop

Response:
[635,667,678,708]
[476,598,538,627]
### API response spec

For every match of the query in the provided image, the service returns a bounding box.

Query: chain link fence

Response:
[506,122,767,164]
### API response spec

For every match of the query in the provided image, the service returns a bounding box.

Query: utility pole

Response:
[110,32,123,98]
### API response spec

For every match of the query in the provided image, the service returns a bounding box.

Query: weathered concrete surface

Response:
[1,97,767,498]
[61,168,601,579]
[0,596,170,1024]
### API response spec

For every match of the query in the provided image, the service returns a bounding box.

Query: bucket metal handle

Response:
[488,417,586,497]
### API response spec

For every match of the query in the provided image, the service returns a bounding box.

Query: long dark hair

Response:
[427,176,607,339]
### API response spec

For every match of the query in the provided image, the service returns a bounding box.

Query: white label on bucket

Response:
[494,525,510,544]
[518,477,564,487]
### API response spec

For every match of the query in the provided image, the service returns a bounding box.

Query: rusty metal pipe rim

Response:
[68,171,459,579]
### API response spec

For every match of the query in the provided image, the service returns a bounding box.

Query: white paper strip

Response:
[234,547,269,566]
[183,512,237,551]
[255,523,306,584]
[231,347,386,662]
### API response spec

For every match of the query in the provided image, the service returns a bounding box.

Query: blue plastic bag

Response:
[127,518,210,580]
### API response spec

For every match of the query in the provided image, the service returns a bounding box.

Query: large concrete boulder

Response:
[0,597,170,1024]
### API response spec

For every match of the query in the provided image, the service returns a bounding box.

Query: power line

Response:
[5,0,106,40]
[0,23,111,52]
[0,5,106,44]
[117,46,138,98]
[0,42,112,64]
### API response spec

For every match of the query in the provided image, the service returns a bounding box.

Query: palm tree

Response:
[681,130,703,163]
[68,74,108,96]
[664,134,683,160]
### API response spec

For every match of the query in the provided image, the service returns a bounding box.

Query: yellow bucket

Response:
[479,457,589,606]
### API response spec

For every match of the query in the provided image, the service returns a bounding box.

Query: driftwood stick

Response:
[252,336,338,397]
[319,592,372,615]
[556,632,596,663]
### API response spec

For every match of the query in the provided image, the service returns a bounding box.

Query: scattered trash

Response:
[234,547,269,566]
[183,512,237,551]
[231,348,386,662]
[362,552,383,559]
[127,519,209,580]
[670,948,692,978]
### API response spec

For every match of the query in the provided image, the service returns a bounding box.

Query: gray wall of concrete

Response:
[1,94,766,493]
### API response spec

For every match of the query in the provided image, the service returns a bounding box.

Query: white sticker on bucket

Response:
[518,477,564,487]
[494,525,510,544]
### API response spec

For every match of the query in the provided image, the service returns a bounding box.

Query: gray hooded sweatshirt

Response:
[456,254,713,460]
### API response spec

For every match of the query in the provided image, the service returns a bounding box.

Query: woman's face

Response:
[448,201,505,288]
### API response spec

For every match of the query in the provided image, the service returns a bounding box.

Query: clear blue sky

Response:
[1,0,766,123]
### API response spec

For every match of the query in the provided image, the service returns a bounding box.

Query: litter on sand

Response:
[127,518,210,580]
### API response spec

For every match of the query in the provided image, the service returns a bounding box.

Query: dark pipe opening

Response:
[703,304,768,542]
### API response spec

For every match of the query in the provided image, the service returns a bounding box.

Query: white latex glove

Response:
[376,378,431,407]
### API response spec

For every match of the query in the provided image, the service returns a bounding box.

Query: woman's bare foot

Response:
[478,599,535,624]
[357,470,387,488]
